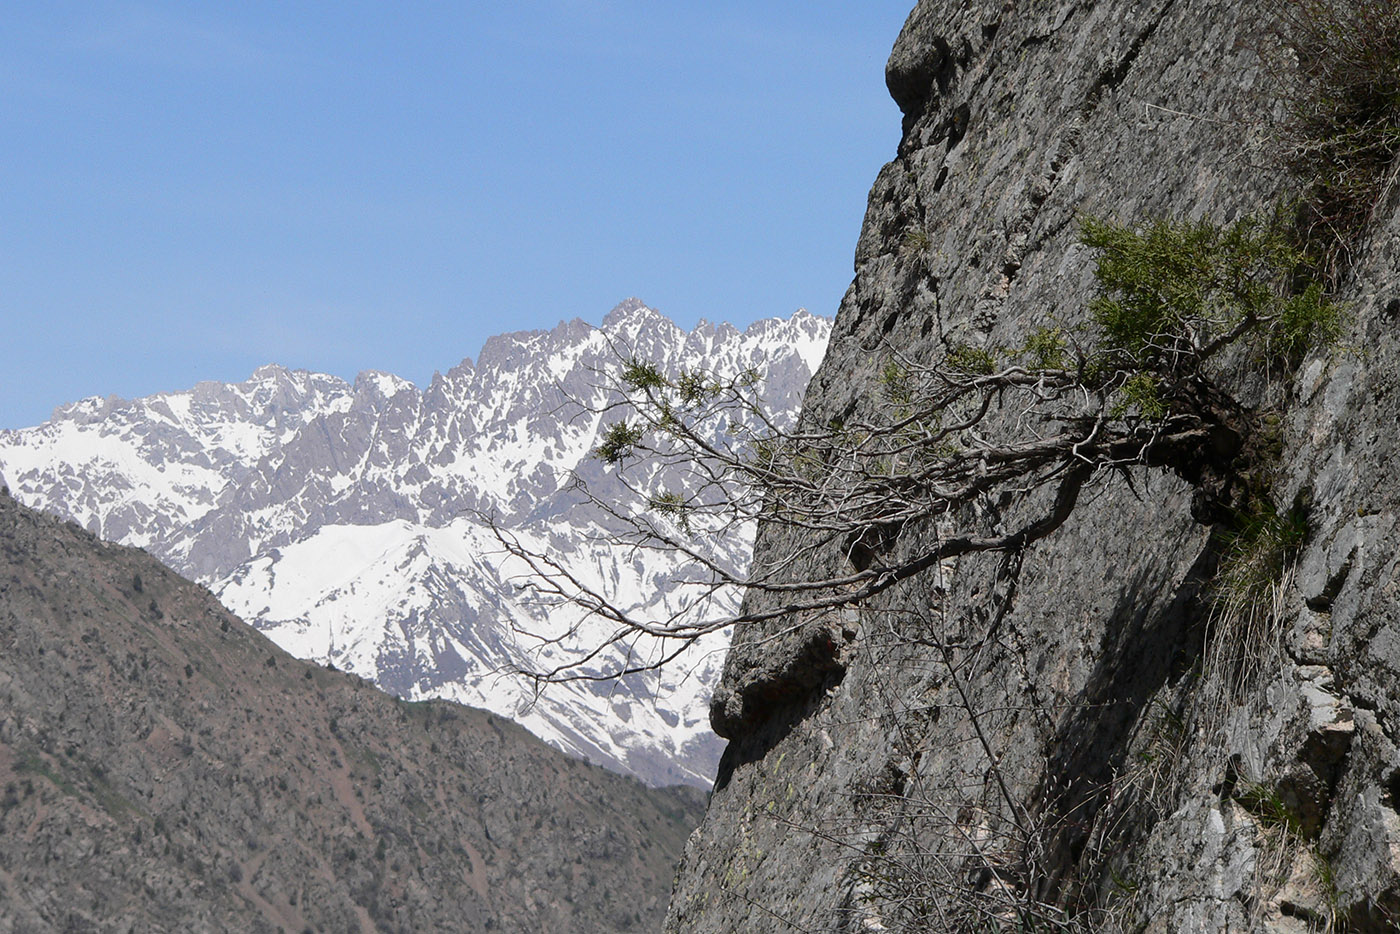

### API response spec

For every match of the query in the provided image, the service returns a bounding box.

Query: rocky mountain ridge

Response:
[0,301,830,787]
[0,486,704,933]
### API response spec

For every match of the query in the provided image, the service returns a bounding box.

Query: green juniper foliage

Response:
[647,490,693,532]
[1111,373,1168,420]
[879,360,915,408]
[620,359,667,392]
[1017,325,1071,370]
[942,343,998,376]
[594,421,646,464]
[676,371,719,406]
[1080,213,1342,414]
[921,214,1341,419]
[598,361,744,465]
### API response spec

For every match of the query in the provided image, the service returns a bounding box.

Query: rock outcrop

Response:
[0,487,703,933]
[667,1,1400,931]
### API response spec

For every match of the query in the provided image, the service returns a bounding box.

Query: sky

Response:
[0,2,913,429]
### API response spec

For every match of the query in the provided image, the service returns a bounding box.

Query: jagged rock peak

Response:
[0,300,832,789]
[602,296,658,324]
[48,392,128,424]
[250,362,292,379]
[352,369,418,398]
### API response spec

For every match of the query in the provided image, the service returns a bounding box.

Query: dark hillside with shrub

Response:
[0,487,702,933]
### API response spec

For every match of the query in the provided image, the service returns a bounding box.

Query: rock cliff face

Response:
[0,488,703,933]
[668,1,1400,931]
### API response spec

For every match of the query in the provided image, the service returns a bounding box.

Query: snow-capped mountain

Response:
[0,300,830,787]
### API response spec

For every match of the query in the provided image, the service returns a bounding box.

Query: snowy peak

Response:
[0,302,831,786]
[352,370,417,401]
[601,296,658,326]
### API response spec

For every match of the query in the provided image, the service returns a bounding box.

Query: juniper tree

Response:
[490,213,1341,684]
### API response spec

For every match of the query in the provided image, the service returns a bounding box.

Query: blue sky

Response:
[1,2,912,428]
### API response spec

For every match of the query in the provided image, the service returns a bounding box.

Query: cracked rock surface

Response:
[667,1,1400,930]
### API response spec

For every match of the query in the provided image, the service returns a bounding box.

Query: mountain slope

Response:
[0,486,703,933]
[0,301,830,786]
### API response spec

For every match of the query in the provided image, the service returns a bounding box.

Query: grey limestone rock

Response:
[668,0,1400,930]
